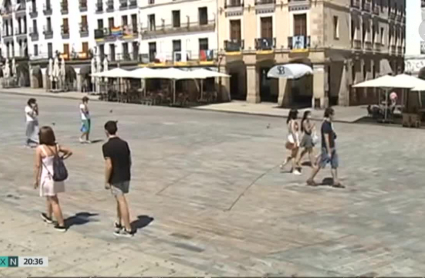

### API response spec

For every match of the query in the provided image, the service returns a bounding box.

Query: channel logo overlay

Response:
[0,256,48,267]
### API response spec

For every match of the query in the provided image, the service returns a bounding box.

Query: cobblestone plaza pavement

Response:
[1,93,425,277]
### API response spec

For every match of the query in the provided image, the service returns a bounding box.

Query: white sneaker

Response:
[79,138,85,143]
[292,170,301,176]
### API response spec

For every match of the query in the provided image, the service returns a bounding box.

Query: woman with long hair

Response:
[34,126,73,232]
[297,111,316,168]
[280,109,301,175]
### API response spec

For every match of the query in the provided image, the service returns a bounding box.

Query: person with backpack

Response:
[34,126,73,232]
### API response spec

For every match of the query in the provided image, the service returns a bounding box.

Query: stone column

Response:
[313,64,328,109]
[246,65,260,103]
[277,78,288,107]
[217,66,230,102]
[41,68,47,90]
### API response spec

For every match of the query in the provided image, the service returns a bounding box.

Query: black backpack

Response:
[43,145,68,182]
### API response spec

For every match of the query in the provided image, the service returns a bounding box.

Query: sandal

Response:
[306,179,318,187]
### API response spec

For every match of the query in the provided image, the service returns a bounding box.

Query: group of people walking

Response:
[26,97,135,237]
[280,107,343,188]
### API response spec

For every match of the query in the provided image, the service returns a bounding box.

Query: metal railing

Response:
[43,26,53,39]
[120,0,128,9]
[16,2,26,13]
[224,40,244,52]
[106,0,114,11]
[142,50,216,64]
[43,3,52,16]
[288,35,310,50]
[141,20,215,36]
[30,5,38,17]
[80,0,88,11]
[129,0,137,8]
[61,1,68,14]
[96,1,103,12]
[80,25,89,37]
[225,0,243,8]
[255,38,275,50]
[15,27,27,36]
[255,0,275,5]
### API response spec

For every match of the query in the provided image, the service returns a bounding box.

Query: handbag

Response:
[311,132,319,145]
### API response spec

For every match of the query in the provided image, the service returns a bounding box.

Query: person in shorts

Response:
[307,108,343,188]
[79,97,91,143]
[25,98,39,147]
[102,121,133,237]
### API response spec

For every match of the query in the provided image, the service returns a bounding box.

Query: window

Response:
[172,39,181,61]
[132,41,139,60]
[351,19,355,41]
[81,15,88,27]
[62,18,69,33]
[362,22,367,43]
[294,14,307,36]
[199,38,208,51]
[260,17,272,38]
[122,15,128,26]
[172,10,180,27]
[48,42,53,58]
[98,19,104,30]
[380,0,384,11]
[82,42,89,55]
[32,19,37,33]
[380,27,384,44]
[333,16,339,39]
[148,42,156,62]
[148,0,154,4]
[131,14,137,31]
[108,17,114,29]
[148,14,155,31]
[63,43,69,57]
[109,44,116,61]
[230,20,241,41]
[47,17,52,31]
[372,24,375,43]
[99,44,105,60]
[199,7,208,25]
[33,44,38,56]
[363,64,366,80]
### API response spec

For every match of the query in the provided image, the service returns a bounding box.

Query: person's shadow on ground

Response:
[89,139,104,144]
[131,215,154,234]
[65,212,99,228]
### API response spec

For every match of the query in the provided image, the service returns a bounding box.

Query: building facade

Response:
[138,0,217,67]
[27,0,139,90]
[404,0,424,77]
[217,0,405,107]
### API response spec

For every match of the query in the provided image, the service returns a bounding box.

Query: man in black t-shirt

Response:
[307,108,343,188]
[102,121,133,237]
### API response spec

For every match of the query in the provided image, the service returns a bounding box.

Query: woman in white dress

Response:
[34,126,72,232]
[280,109,301,175]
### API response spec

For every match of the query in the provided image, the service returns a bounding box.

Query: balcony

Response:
[29,5,38,18]
[372,4,379,14]
[224,39,244,52]
[390,45,396,54]
[141,20,215,39]
[225,0,243,8]
[2,29,13,38]
[96,1,103,13]
[80,25,89,37]
[61,26,70,39]
[374,42,381,52]
[16,2,26,15]
[94,28,117,41]
[362,0,371,12]
[288,35,310,51]
[389,10,396,20]
[80,0,88,12]
[255,38,276,51]
[1,6,12,17]
[255,0,275,5]
[43,3,52,16]
[364,41,373,51]
[43,26,53,39]
[129,0,137,8]
[61,1,69,14]
[30,28,39,41]
[120,0,128,10]
[352,38,362,49]
[106,0,114,12]
[288,0,311,11]
[94,29,105,39]
[351,0,360,8]
[15,27,27,37]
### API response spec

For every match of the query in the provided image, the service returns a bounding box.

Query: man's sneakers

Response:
[41,213,53,224]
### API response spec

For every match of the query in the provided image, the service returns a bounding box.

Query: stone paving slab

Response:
[1,93,425,277]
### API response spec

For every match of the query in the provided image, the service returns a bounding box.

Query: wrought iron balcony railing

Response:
[255,38,276,50]
[288,35,310,50]
[224,39,244,52]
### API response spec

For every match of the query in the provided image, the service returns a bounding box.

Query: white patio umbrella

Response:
[394,74,425,108]
[189,68,231,100]
[267,64,313,79]
[354,75,416,121]
[60,57,66,90]
[92,68,132,78]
